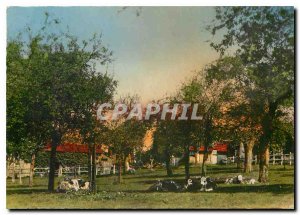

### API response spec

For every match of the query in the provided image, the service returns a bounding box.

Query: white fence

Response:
[8,165,114,180]
[270,152,294,165]
[226,152,294,165]
[36,165,113,177]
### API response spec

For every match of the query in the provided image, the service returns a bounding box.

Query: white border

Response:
[1,0,299,6]
[0,1,298,214]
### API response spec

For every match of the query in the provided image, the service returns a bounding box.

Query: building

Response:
[189,142,228,164]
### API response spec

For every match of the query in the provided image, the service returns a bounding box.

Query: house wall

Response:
[189,151,218,165]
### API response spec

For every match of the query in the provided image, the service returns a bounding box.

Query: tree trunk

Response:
[257,102,277,182]
[29,153,36,187]
[165,150,173,177]
[258,145,270,182]
[19,159,22,185]
[244,139,255,173]
[184,146,190,179]
[48,131,60,192]
[123,155,129,175]
[12,161,15,183]
[118,158,122,183]
[201,147,208,176]
[202,113,212,177]
[88,144,92,183]
[195,152,200,165]
[123,158,126,175]
[237,142,244,170]
[91,143,97,193]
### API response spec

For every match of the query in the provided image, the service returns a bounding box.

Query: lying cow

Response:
[185,177,217,192]
[200,177,217,191]
[148,180,182,192]
[225,175,256,185]
[57,178,90,192]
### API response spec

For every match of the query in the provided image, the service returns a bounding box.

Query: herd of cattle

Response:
[148,175,256,192]
[57,175,256,193]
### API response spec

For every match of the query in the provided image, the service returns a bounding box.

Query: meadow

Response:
[6,164,294,209]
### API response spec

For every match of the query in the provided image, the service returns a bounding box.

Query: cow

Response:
[225,175,256,184]
[225,175,243,184]
[245,178,256,184]
[148,180,182,192]
[184,177,217,192]
[184,178,201,191]
[200,177,217,191]
[57,178,90,193]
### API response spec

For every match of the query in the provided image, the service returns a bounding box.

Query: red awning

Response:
[189,143,227,153]
[44,143,103,154]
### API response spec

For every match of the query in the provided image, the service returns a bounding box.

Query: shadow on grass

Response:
[130,172,220,179]
[279,173,295,177]
[215,184,294,194]
[7,184,294,196]
[7,188,47,195]
[128,184,294,195]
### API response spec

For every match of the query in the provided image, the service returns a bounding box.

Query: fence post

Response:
[12,163,15,183]
[289,152,292,165]
[78,165,81,175]
[58,165,62,177]
[281,152,283,165]
[113,164,115,174]
[273,152,275,165]
[19,167,22,185]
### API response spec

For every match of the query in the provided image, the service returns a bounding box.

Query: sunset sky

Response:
[7,7,220,103]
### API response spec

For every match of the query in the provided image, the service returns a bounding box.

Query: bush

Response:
[35,151,88,167]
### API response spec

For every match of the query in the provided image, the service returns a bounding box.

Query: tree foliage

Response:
[7,14,117,190]
[207,6,294,182]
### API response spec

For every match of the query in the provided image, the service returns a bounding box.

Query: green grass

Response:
[7,164,294,209]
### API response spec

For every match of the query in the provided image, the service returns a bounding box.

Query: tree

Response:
[179,70,229,176]
[7,36,51,186]
[205,57,271,173]
[207,7,294,182]
[7,14,117,191]
[104,95,148,183]
[73,71,116,193]
[152,120,187,177]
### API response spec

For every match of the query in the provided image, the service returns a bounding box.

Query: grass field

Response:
[6,164,294,209]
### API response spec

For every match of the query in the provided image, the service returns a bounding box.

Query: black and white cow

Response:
[200,177,217,191]
[184,178,201,191]
[225,175,256,184]
[148,180,182,192]
[184,177,217,192]
[57,178,90,192]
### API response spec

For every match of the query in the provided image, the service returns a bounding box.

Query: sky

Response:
[7,7,220,103]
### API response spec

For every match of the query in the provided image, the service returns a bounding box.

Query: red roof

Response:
[44,143,103,154]
[189,142,227,153]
